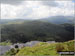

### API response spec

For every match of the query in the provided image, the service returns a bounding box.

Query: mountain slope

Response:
[0,19,32,24]
[40,16,74,24]
[1,21,74,43]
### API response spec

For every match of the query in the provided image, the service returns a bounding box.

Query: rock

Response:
[0,46,11,55]
[46,41,55,43]
[24,41,41,47]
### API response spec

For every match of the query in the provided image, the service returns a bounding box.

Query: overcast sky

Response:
[1,0,75,19]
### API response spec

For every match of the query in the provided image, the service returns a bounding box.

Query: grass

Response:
[16,40,74,56]
[4,40,75,56]
[0,41,12,46]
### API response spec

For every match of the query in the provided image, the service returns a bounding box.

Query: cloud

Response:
[1,0,74,19]
[40,0,58,7]
[0,0,25,5]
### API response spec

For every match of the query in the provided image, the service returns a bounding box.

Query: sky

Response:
[0,0,75,19]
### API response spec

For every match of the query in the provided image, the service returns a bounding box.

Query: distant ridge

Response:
[39,16,74,24]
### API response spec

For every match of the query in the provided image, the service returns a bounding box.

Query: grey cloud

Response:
[0,0,25,5]
[0,0,58,7]
[41,1,58,7]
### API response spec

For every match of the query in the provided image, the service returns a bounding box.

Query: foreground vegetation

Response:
[5,40,74,56]
[0,41,12,46]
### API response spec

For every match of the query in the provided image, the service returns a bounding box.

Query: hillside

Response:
[0,19,32,24]
[39,16,74,24]
[1,20,74,43]
[5,40,75,56]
